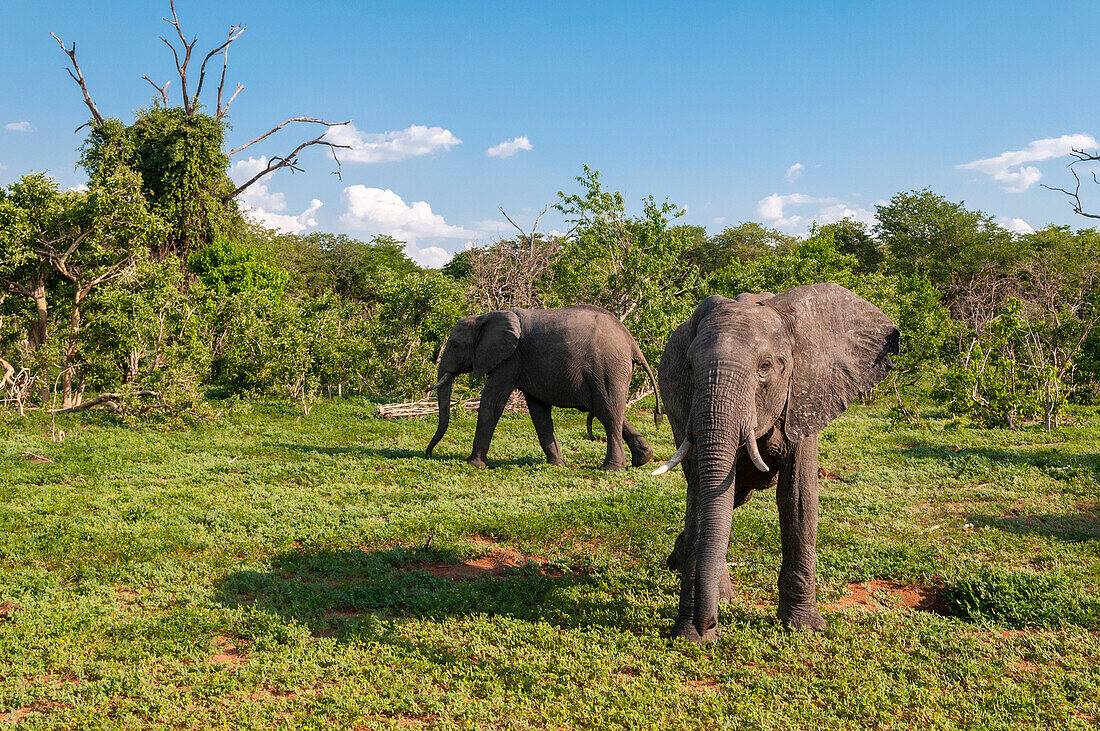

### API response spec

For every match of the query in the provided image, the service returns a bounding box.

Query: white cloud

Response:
[416,246,454,268]
[784,163,804,182]
[340,185,473,242]
[487,136,533,158]
[998,216,1035,234]
[958,134,1099,193]
[229,156,322,234]
[756,193,834,230]
[757,193,876,232]
[67,183,89,193]
[241,199,323,234]
[711,216,726,225]
[5,121,32,132]
[814,203,877,228]
[325,123,461,163]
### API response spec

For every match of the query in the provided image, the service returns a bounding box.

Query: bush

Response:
[944,568,1100,629]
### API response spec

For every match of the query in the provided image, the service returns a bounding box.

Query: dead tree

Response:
[51,0,350,206]
[467,204,564,311]
[1044,147,1100,221]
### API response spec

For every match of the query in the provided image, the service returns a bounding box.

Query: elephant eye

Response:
[757,360,772,377]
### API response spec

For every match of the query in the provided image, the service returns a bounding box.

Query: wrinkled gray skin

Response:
[658,284,899,643]
[427,305,662,471]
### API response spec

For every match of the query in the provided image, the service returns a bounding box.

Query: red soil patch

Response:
[831,580,948,614]
[0,700,66,724]
[0,601,23,621]
[209,635,247,666]
[684,678,721,694]
[409,536,567,581]
[818,467,843,481]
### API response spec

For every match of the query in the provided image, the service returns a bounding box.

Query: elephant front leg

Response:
[775,436,825,630]
[523,393,566,466]
[468,375,515,468]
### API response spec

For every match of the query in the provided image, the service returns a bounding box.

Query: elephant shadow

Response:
[212,545,678,642]
[269,442,550,467]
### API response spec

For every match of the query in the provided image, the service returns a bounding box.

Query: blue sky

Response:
[2,1,1099,265]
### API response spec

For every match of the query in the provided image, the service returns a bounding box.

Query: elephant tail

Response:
[634,346,663,429]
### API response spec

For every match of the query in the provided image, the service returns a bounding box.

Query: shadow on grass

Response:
[270,442,582,468]
[213,544,675,641]
[968,511,1100,543]
[898,444,1100,484]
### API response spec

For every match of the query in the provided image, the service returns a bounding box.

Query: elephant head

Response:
[425,310,522,457]
[657,284,898,640]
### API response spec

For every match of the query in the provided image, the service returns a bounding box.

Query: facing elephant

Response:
[426,305,662,471]
[655,284,899,643]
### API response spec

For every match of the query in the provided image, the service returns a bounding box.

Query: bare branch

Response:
[228,117,351,156]
[142,75,171,106]
[195,23,245,109]
[1042,168,1100,221]
[227,134,350,201]
[162,0,197,114]
[50,32,105,126]
[219,83,244,119]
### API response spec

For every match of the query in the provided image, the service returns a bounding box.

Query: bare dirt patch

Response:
[0,601,24,621]
[209,635,248,666]
[684,678,721,695]
[408,536,568,581]
[0,700,66,724]
[831,580,948,615]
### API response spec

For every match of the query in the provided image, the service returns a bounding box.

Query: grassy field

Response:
[1,397,1098,729]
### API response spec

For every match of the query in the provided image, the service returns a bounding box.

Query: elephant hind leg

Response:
[622,419,654,467]
[594,411,627,471]
[524,393,567,467]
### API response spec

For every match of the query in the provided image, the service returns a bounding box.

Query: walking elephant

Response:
[653,284,899,643]
[426,305,662,471]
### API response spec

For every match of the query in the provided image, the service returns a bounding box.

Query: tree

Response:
[814,218,882,273]
[53,1,349,258]
[875,190,1024,303]
[552,166,702,365]
[690,222,796,274]
[0,171,161,407]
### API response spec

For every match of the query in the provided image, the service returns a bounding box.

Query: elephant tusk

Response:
[744,430,769,473]
[651,439,693,476]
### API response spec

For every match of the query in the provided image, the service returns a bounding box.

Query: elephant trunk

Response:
[690,389,759,637]
[425,373,454,458]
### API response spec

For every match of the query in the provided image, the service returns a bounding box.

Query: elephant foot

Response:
[467,457,488,469]
[598,461,626,472]
[547,457,568,467]
[670,619,717,645]
[631,447,655,467]
[778,605,826,631]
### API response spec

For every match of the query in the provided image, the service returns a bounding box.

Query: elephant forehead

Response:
[701,305,788,348]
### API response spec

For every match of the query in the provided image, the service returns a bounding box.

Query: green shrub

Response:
[944,568,1100,629]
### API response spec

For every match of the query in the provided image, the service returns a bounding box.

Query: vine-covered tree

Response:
[52,0,350,258]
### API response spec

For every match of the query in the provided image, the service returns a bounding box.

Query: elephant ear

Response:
[766,283,899,442]
[473,310,522,377]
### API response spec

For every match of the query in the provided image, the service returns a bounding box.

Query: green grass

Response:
[1,399,1098,729]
